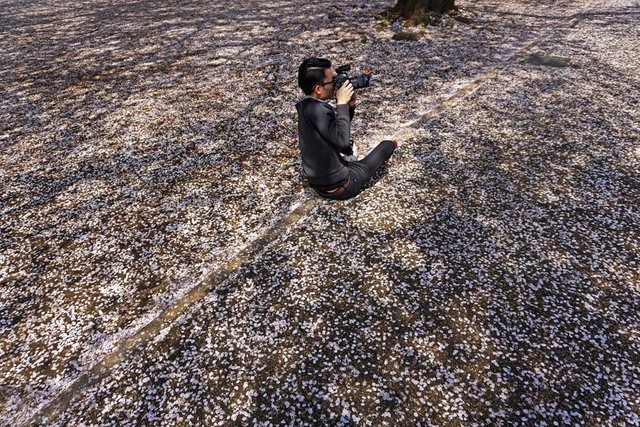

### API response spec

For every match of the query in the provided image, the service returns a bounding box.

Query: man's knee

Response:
[379,139,397,157]
[381,139,398,150]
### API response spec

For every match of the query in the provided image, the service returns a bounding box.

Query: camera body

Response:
[334,64,372,90]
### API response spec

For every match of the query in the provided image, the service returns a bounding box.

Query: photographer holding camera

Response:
[296,57,397,200]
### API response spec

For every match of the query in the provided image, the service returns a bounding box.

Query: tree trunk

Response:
[394,0,456,25]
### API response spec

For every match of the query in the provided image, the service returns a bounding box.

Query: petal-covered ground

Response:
[1,0,639,425]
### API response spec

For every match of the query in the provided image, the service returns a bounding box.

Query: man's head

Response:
[298,57,335,99]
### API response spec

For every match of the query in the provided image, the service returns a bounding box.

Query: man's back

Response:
[296,97,351,190]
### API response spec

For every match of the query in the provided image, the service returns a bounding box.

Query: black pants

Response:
[315,140,396,200]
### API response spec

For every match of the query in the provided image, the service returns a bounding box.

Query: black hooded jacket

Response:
[295,97,355,190]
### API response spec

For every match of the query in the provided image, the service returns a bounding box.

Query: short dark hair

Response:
[298,57,332,95]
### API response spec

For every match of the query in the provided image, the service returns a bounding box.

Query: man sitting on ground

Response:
[295,57,397,200]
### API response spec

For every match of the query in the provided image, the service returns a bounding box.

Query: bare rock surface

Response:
[1,0,639,425]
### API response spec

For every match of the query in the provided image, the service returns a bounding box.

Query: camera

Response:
[334,64,372,90]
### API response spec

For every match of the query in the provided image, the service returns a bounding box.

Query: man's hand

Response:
[348,91,357,107]
[336,80,354,105]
